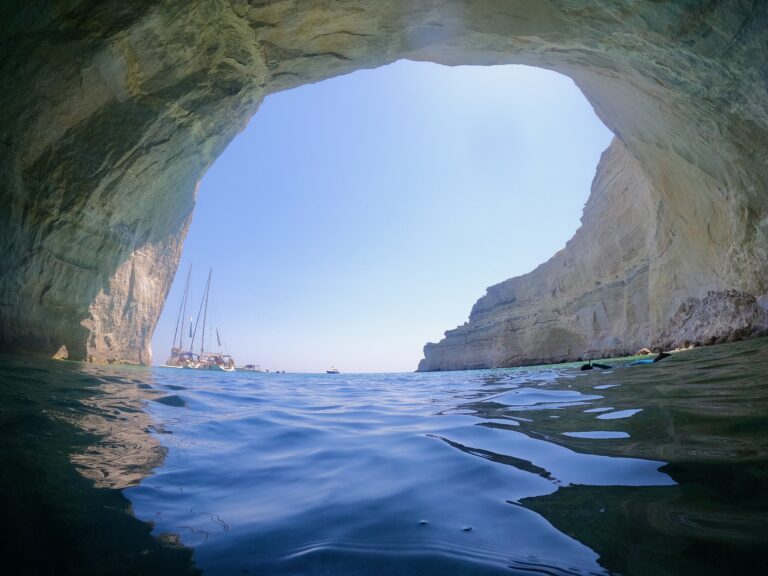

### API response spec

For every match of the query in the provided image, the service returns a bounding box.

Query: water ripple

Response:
[4,337,767,575]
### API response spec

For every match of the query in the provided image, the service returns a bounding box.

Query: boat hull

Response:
[195,363,235,372]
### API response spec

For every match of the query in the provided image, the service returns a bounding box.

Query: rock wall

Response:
[421,139,656,370]
[0,0,265,363]
[419,140,768,370]
[1,1,767,365]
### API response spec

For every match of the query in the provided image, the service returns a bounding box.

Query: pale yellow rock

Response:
[52,345,69,361]
[0,1,766,366]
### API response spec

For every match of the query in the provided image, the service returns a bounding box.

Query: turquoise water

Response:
[1,339,767,575]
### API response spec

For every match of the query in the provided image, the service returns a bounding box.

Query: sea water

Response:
[1,338,766,575]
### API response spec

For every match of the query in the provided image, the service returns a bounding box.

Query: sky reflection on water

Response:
[2,338,767,575]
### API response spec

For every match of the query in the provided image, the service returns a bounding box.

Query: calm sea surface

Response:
[1,338,767,575]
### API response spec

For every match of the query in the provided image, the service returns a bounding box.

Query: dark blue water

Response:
[2,339,767,575]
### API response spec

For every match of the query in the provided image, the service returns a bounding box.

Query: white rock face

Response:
[419,140,768,370]
[0,1,766,365]
[421,139,655,369]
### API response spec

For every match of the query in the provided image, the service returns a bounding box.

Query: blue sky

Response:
[152,61,613,373]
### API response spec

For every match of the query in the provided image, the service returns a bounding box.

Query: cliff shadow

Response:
[0,354,199,575]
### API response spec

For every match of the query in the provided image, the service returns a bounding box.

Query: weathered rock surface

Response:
[421,139,657,369]
[0,1,766,366]
[656,290,768,350]
[420,140,768,370]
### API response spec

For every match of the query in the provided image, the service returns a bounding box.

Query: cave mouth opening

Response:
[152,60,614,373]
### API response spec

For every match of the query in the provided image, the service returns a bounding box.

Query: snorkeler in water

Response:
[582,351,670,370]
[580,360,612,371]
[629,351,671,365]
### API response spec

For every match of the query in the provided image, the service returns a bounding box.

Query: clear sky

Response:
[151,60,613,373]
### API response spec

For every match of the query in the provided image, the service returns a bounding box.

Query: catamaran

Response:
[188,268,236,372]
[163,265,200,368]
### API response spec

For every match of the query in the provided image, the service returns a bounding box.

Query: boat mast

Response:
[172,264,192,350]
[181,266,191,350]
[200,268,212,357]
[190,267,211,354]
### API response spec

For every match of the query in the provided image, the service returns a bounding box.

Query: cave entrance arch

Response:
[1,1,765,365]
[152,60,614,372]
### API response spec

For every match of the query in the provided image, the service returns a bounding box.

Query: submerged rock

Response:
[0,2,766,366]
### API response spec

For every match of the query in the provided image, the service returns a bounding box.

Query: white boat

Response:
[188,268,236,372]
[326,366,340,374]
[238,364,263,372]
[168,350,201,369]
[164,265,198,368]
[197,353,236,371]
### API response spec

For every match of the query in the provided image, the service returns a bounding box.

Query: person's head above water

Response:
[653,351,671,363]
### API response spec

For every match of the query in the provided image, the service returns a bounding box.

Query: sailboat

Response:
[164,265,200,368]
[189,268,236,372]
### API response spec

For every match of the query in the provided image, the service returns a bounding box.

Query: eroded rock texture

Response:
[422,139,656,369]
[0,1,766,366]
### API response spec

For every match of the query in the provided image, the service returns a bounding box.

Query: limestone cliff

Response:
[419,140,768,370]
[421,139,655,370]
[1,1,767,365]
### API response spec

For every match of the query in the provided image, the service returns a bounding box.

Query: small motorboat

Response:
[326,366,340,374]
[238,364,263,372]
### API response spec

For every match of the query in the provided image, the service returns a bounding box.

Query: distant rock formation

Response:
[1,1,766,365]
